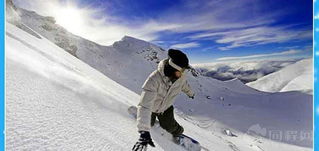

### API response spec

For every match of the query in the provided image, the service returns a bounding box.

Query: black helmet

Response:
[167,49,190,69]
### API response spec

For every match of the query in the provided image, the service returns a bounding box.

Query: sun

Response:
[53,6,85,35]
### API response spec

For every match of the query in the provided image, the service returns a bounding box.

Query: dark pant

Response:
[150,106,184,137]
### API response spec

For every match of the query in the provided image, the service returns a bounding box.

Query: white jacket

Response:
[137,59,195,132]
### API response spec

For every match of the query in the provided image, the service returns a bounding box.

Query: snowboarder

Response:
[132,49,195,151]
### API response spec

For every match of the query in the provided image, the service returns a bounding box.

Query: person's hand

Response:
[132,131,155,151]
[189,94,195,99]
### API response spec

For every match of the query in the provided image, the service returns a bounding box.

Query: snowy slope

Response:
[6,22,192,151]
[7,2,313,151]
[6,20,313,151]
[247,58,313,94]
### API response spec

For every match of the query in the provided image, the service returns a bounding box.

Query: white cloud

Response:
[13,0,179,46]
[158,0,278,33]
[14,0,278,45]
[217,50,302,61]
[170,42,200,49]
[189,31,231,39]
[190,26,312,50]
[193,59,299,83]
[13,0,311,49]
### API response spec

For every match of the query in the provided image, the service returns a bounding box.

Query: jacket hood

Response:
[157,58,168,77]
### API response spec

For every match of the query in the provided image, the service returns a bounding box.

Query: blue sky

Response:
[15,0,313,63]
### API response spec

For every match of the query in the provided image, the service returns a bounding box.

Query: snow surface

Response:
[6,2,313,151]
[247,58,313,94]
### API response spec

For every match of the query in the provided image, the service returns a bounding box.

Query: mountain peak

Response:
[112,35,160,52]
[120,35,148,44]
[114,35,166,53]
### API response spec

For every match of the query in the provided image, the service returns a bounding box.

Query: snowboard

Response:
[128,106,202,151]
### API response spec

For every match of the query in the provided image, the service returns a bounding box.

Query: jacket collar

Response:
[157,59,172,85]
[158,58,168,77]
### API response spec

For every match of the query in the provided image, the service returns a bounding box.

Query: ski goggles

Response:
[168,59,188,73]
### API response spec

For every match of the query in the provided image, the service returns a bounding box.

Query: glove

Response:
[132,131,155,151]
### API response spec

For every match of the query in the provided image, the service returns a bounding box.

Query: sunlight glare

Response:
[53,6,85,35]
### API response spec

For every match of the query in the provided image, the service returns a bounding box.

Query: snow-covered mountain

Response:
[193,60,299,83]
[6,1,313,150]
[247,58,313,94]
[9,6,167,93]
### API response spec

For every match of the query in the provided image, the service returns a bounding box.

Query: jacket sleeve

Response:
[181,80,195,98]
[137,75,158,132]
